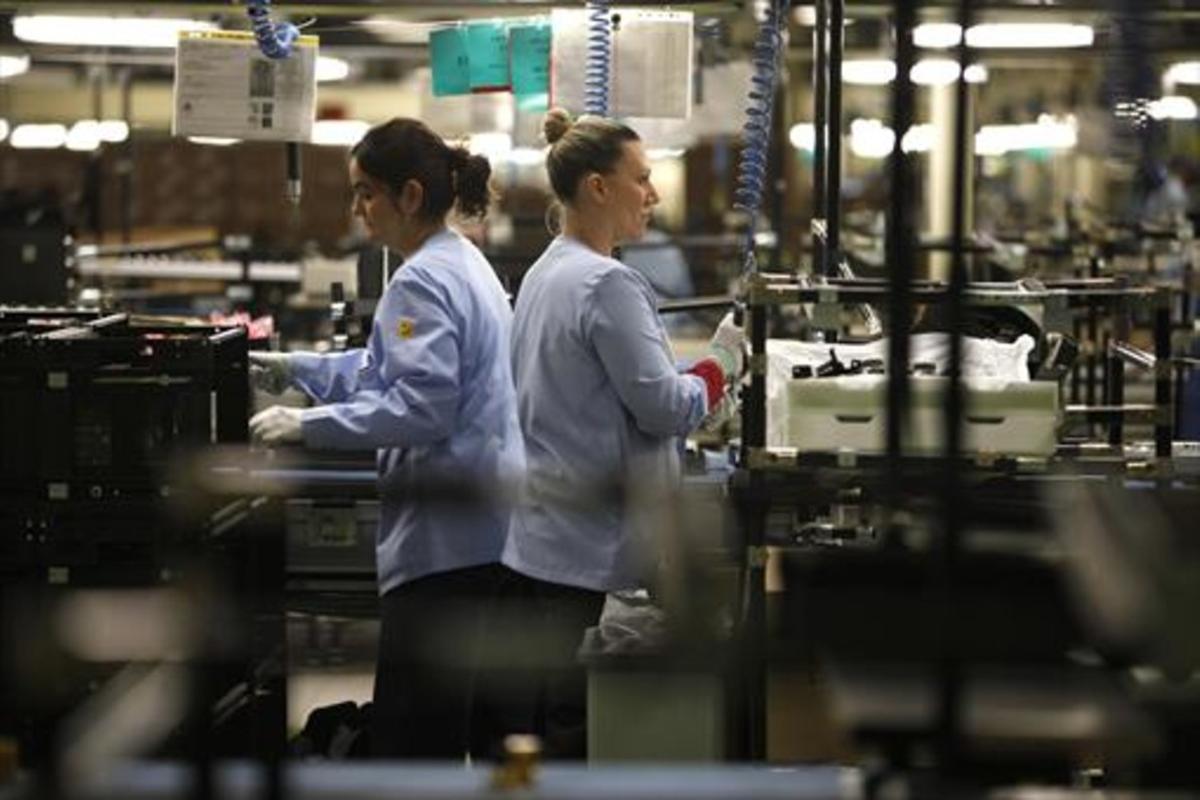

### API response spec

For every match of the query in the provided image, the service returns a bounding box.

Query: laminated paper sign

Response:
[550,8,693,120]
[173,30,317,142]
[510,22,551,111]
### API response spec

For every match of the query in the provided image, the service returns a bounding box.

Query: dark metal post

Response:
[1085,253,1101,437]
[740,301,769,761]
[936,0,972,773]
[884,0,918,518]
[1108,342,1125,446]
[812,0,828,276]
[1154,288,1172,459]
[826,0,844,277]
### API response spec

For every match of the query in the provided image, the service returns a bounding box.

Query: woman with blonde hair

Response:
[492,109,742,758]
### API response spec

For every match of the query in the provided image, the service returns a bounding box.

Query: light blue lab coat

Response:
[502,235,708,592]
[293,228,524,594]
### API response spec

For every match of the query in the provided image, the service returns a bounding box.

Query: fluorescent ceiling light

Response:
[1164,62,1200,87]
[0,55,30,79]
[67,120,102,151]
[848,119,936,158]
[188,136,238,146]
[843,59,896,85]
[789,122,816,152]
[901,124,937,153]
[914,22,1093,49]
[316,56,350,83]
[14,15,216,48]
[844,58,987,86]
[11,124,68,150]
[911,59,988,85]
[914,22,961,49]
[976,115,1077,156]
[0,120,9,143]
[97,120,129,143]
[1148,96,1198,121]
[311,119,369,147]
[849,119,894,158]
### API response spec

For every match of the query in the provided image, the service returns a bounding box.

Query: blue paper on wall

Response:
[510,22,551,111]
[466,21,510,92]
[429,26,469,96]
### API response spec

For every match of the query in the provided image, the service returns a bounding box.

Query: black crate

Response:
[0,317,248,500]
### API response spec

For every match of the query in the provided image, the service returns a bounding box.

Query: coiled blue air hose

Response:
[245,0,299,60]
[584,0,613,116]
[734,0,789,276]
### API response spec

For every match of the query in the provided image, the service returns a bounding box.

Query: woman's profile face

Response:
[348,157,402,246]
[602,140,660,245]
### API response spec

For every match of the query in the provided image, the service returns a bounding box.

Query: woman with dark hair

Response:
[248,118,523,759]
[492,109,742,758]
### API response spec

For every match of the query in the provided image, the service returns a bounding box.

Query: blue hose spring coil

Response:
[584,0,613,116]
[735,0,789,275]
[246,0,300,60]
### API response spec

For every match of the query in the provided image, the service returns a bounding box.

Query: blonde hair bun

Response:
[542,108,574,145]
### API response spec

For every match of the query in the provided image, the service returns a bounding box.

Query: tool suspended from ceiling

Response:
[584,0,613,116]
[734,0,789,278]
[245,0,303,207]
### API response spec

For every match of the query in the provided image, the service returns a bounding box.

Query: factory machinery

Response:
[717,0,1200,794]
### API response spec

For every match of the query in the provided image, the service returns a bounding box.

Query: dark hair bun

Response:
[543,108,574,145]
[453,149,493,218]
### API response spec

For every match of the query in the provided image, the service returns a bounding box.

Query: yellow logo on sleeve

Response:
[396,317,415,339]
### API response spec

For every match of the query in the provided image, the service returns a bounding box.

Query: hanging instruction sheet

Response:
[430,26,471,96]
[510,21,552,111]
[173,30,317,142]
[550,8,693,119]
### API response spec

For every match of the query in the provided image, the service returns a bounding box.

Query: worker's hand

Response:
[709,312,744,381]
[249,406,304,446]
[249,352,293,395]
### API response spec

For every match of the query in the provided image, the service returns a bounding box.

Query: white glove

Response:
[249,406,304,446]
[249,352,293,395]
[709,311,744,380]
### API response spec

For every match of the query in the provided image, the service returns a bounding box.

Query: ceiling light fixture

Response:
[914,22,1093,49]
[0,55,31,79]
[975,115,1077,156]
[11,124,68,149]
[188,136,239,146]
[14,15,216,49]
[1164,62,1200,87]
[316,56,350,83]
[1148,96,1199,121]
[842,59,897,86]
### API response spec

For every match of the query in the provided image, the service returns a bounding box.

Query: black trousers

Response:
[372,562,507,759]
[477,567,606,760]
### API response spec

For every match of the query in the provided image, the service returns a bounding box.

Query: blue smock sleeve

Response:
[299,267,460,450]
[587,267,707,437]
[289,350,370,404]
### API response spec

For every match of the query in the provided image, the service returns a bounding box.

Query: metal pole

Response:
[812,0,828,276]
[826,0,844,277]
[884,0,917,520]
[1154,288,1172,459]
[740,301,769,761]
[936,0,971,772]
